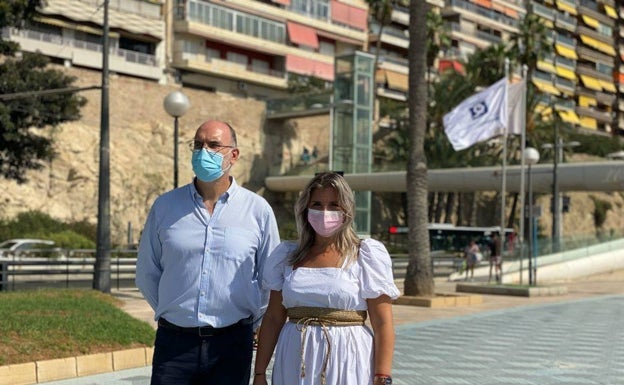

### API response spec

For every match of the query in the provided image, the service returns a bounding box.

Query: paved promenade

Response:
[39,270,624,385]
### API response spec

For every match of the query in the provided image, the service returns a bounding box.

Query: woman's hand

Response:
[252,373,268,385]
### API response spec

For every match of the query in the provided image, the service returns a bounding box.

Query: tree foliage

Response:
[0,0,86,183]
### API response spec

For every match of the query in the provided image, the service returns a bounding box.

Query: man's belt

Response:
[158,317,251,337]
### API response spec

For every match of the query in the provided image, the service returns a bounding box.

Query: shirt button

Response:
[201,292,205,296]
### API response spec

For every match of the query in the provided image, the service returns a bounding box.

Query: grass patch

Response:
[0,289,155,366]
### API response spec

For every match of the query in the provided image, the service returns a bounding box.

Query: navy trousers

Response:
[150,319,254,385]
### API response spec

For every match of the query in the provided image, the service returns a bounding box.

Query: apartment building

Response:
[572,0,617,134]
[4,0,368,99]
[368,0,445,102]
[3,0,165,82]
[529,0,581,128]
[530,0,619,135]
[441,0,525,63]
[169,0,369,99]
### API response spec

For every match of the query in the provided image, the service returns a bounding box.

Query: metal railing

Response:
[0,249,138,292]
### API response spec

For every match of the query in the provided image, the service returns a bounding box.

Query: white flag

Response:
[506,79,526,136]
[443,77,508,151]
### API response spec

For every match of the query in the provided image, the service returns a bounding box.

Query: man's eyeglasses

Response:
[188,140,235,152]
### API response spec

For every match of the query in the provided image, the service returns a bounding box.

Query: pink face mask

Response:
[307,209,345,237]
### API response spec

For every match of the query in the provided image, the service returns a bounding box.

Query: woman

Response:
[253,172,399,385]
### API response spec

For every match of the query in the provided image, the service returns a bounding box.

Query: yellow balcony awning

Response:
[556,0,577,15]
[385,70,408,92]
[580,75,603,91]
[579,95,597,107]
[605,5,617,19]
[599,80,617,93]
[558,110,581,125]
[535,103,551,114]
[555,66,576,80]
[595,41,616,56]
[555,44,578,60]
[537,60,557,74]
[581,15,600,29]
[532,79,561,96]
[535,104,553,121]
[579,116,597,130]
[580,34,617,56]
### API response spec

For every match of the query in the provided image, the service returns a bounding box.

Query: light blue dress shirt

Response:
[136,177,280,329]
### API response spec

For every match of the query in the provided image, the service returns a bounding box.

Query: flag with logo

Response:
[443,77,508,151]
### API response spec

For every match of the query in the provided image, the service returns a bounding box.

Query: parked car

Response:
[0,238,59,258]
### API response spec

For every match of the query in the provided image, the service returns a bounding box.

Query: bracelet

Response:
[254,372,265,376]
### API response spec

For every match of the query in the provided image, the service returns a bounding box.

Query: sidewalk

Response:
[37,269,624,385]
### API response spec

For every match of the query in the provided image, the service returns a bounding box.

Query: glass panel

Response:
[356,109,370,145]
[333,147,352,172]
[334,110,353,146]
[355,147,369,173]
[356,74,371,106]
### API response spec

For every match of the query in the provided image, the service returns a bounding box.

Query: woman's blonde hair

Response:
[288,172,360,266]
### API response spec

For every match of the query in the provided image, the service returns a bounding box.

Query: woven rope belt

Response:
[287,307,367,385]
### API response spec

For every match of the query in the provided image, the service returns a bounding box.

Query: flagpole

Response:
[499,58,509,284]
[518,64,528,285]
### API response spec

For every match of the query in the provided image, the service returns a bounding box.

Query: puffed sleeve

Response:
[262,241,296,291]
[358,238,401,300]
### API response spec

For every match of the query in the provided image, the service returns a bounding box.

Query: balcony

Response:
[555,13,576,32]
[445,0,519,30]
[369,24,409,49]
[4,27,161,80]
[532,2,555,21]
[172,51,287,89]
[576,106,613,123]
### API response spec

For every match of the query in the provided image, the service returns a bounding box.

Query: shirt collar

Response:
[190,176,238,203]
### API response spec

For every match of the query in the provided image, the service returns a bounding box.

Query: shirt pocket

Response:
[222,226,258,264]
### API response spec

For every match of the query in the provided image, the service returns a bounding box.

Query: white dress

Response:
[263,238,400,385]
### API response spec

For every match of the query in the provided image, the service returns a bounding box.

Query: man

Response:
[463,239,480,281]
[488,232,502,283]
[136,120,280,385]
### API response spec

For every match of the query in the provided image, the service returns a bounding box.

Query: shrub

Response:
[47,230,95,249]
[590,197,612,229]
[0,211,96,249]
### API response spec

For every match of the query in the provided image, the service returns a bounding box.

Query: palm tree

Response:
[508,13,552,82]
[366,0,400,128]
[404,0,433,296]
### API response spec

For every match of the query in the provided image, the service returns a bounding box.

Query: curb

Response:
[0,347,153,385]
[456,283,568,297]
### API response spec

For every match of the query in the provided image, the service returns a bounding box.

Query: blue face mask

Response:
[192,149,229,182]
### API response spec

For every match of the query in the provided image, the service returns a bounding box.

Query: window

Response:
[227,51,248,65]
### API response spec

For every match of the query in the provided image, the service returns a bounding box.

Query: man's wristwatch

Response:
[374,375,393,384]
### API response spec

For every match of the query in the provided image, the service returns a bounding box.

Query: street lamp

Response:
[541,140,579,253]
[524,147,539,286]
[163,91,190,189]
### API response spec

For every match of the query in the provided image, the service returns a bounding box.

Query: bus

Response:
[388,223,515,256]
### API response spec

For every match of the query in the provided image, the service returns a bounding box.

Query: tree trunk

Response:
[470,192,478,226]
[427,192,435,222]
[444,192,455,223]
[456,192,463,225]
[434,192,444,223]
[508,192,518,229]
[404,0,433,297]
